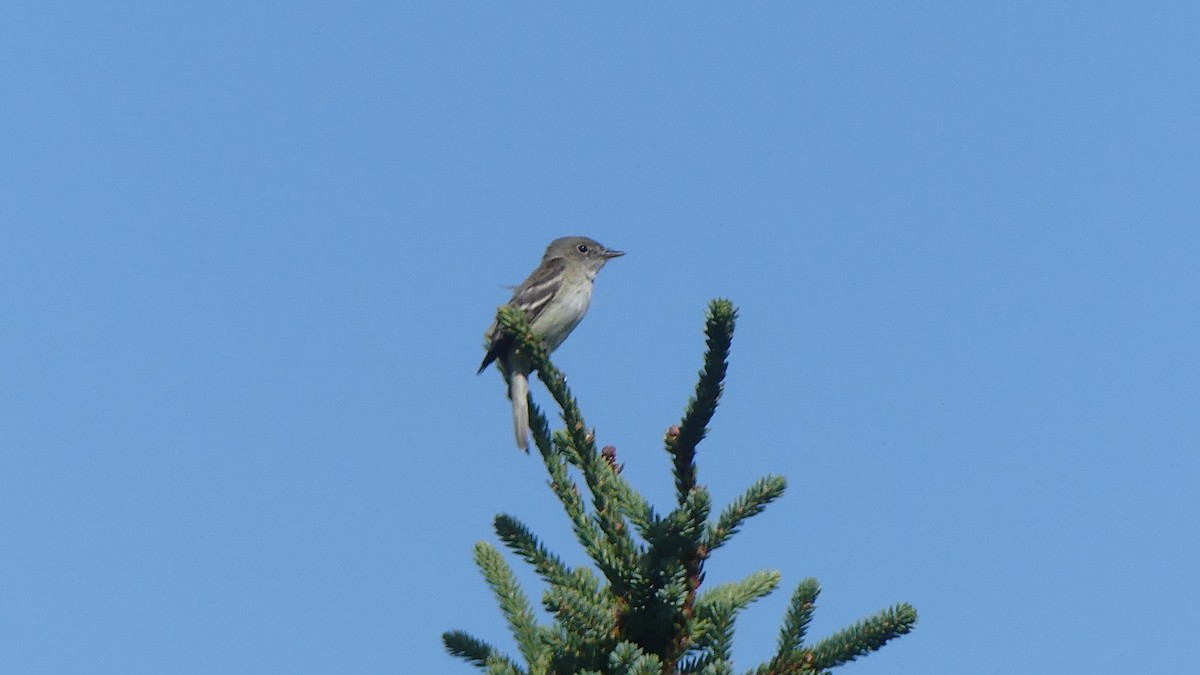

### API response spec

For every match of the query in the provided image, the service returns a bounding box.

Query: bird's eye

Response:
[577,243,589,253]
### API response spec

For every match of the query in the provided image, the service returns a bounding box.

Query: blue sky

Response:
[2,3,1198,673]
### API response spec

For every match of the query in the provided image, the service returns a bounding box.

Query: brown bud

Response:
[601,445,624,474]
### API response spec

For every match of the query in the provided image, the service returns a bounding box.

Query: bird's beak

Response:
[603,249,625,259]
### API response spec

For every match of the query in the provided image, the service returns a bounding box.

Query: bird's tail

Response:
[509,369,530,452]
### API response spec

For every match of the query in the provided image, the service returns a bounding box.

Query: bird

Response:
[478,236,624,450]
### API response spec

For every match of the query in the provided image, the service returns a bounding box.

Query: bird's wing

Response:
[477,257,566,373]
[508,256,566,324]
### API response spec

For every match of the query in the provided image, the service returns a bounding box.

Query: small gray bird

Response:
[478,236,624,450]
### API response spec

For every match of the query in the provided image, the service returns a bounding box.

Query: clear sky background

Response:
[2,3,1197,674]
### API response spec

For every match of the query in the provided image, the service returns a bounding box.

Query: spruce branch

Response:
[707,475,787,552]
[633,486,710,625]
[548,566,604,606]
[483,655,528,675]
[442,631,511,670]
[691,570,781,667]
[644,485,712,560]
[529,402,628,589]
[577,448,640,578]
[603,446,659,539]
[608,642,663,675]
[526,397,556,461]
[494,514,571,587]
[682,653,737,675]
[693,603,733,667]
[668,298,736,504]
[695,570,781,616]
[539,623,608,675]
[472,542,545,667]
[497,305,641,579]
[693,591,737,668]
[697,662,735,675]
[751,657,829,675]
[545,583,618,641]
[809,603,917,670]
[776,578,820,658]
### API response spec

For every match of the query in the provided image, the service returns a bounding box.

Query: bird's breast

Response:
[531,280,593,352]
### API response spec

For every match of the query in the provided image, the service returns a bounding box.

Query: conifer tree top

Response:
[446,299,916,674]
